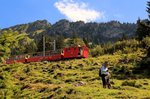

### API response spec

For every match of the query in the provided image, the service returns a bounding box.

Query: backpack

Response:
[99,68,102,77]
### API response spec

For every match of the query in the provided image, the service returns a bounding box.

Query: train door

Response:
[78,46,83,56]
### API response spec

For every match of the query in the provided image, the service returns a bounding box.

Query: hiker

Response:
[99,61,111,88]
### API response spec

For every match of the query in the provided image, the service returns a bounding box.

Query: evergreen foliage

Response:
[0,30,27,61]
[136,19,150,40]
[136,1,150,75]
[147,1,150,20]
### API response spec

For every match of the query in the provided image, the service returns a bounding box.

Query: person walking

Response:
[99,61,111,88]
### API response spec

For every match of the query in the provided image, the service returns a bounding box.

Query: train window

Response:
[33,53,37,56]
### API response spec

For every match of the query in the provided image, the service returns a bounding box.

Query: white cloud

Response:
[54,0,104,22]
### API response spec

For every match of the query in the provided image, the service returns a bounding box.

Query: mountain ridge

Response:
[2,19,137,44]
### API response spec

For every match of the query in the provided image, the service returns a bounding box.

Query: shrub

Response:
[142,36,150,49]
[122,80,136,87]
[113,65,132,75]
[0,80,6,88]
[122,80,142,88]
[90,45,104,57]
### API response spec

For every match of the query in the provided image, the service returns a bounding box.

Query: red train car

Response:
[63,46,88,59]
[6,46,89,64]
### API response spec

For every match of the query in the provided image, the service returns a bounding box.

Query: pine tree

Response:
[136,19,150,40]
[139,1,150,72]
[136,1,150,40]
[147,1,150,20]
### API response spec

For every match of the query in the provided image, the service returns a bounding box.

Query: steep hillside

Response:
[0,52,150,98]
[2,19,137,44]
[2,20,51,41]
[47,20,136,43]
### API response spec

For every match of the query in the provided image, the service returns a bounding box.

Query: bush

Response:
[90,45,104,57]
[142,36,150,49]
[122,80,136,87]
[113,65,132,75]
[139,57,150,76]
[122,80,142,88]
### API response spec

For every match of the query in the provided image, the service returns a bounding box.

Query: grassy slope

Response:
[0,54,150,99]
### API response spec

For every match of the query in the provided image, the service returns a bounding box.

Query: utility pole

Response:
[53,40,56,51]
[43,35,56,56]
[49,40,56,51]
[43,35,45,56]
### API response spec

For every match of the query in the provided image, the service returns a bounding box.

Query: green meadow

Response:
[0,52,150,99]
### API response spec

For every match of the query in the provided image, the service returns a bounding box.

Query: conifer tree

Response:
[147,1,150,20]
[136,19,150,40]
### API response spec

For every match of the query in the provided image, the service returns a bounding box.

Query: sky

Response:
[0,0,148,29]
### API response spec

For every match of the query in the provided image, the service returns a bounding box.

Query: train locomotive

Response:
[6,46,89,64]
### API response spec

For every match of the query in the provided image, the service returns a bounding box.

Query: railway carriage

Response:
[6,46,89,64]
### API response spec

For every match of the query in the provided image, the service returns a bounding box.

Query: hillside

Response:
[2,19,137,44]
[0,52,150,98]
[2,20,51,41]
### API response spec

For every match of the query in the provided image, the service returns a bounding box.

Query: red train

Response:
[6,46,89,64]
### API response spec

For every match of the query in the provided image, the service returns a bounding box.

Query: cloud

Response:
[54,0,104,22]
